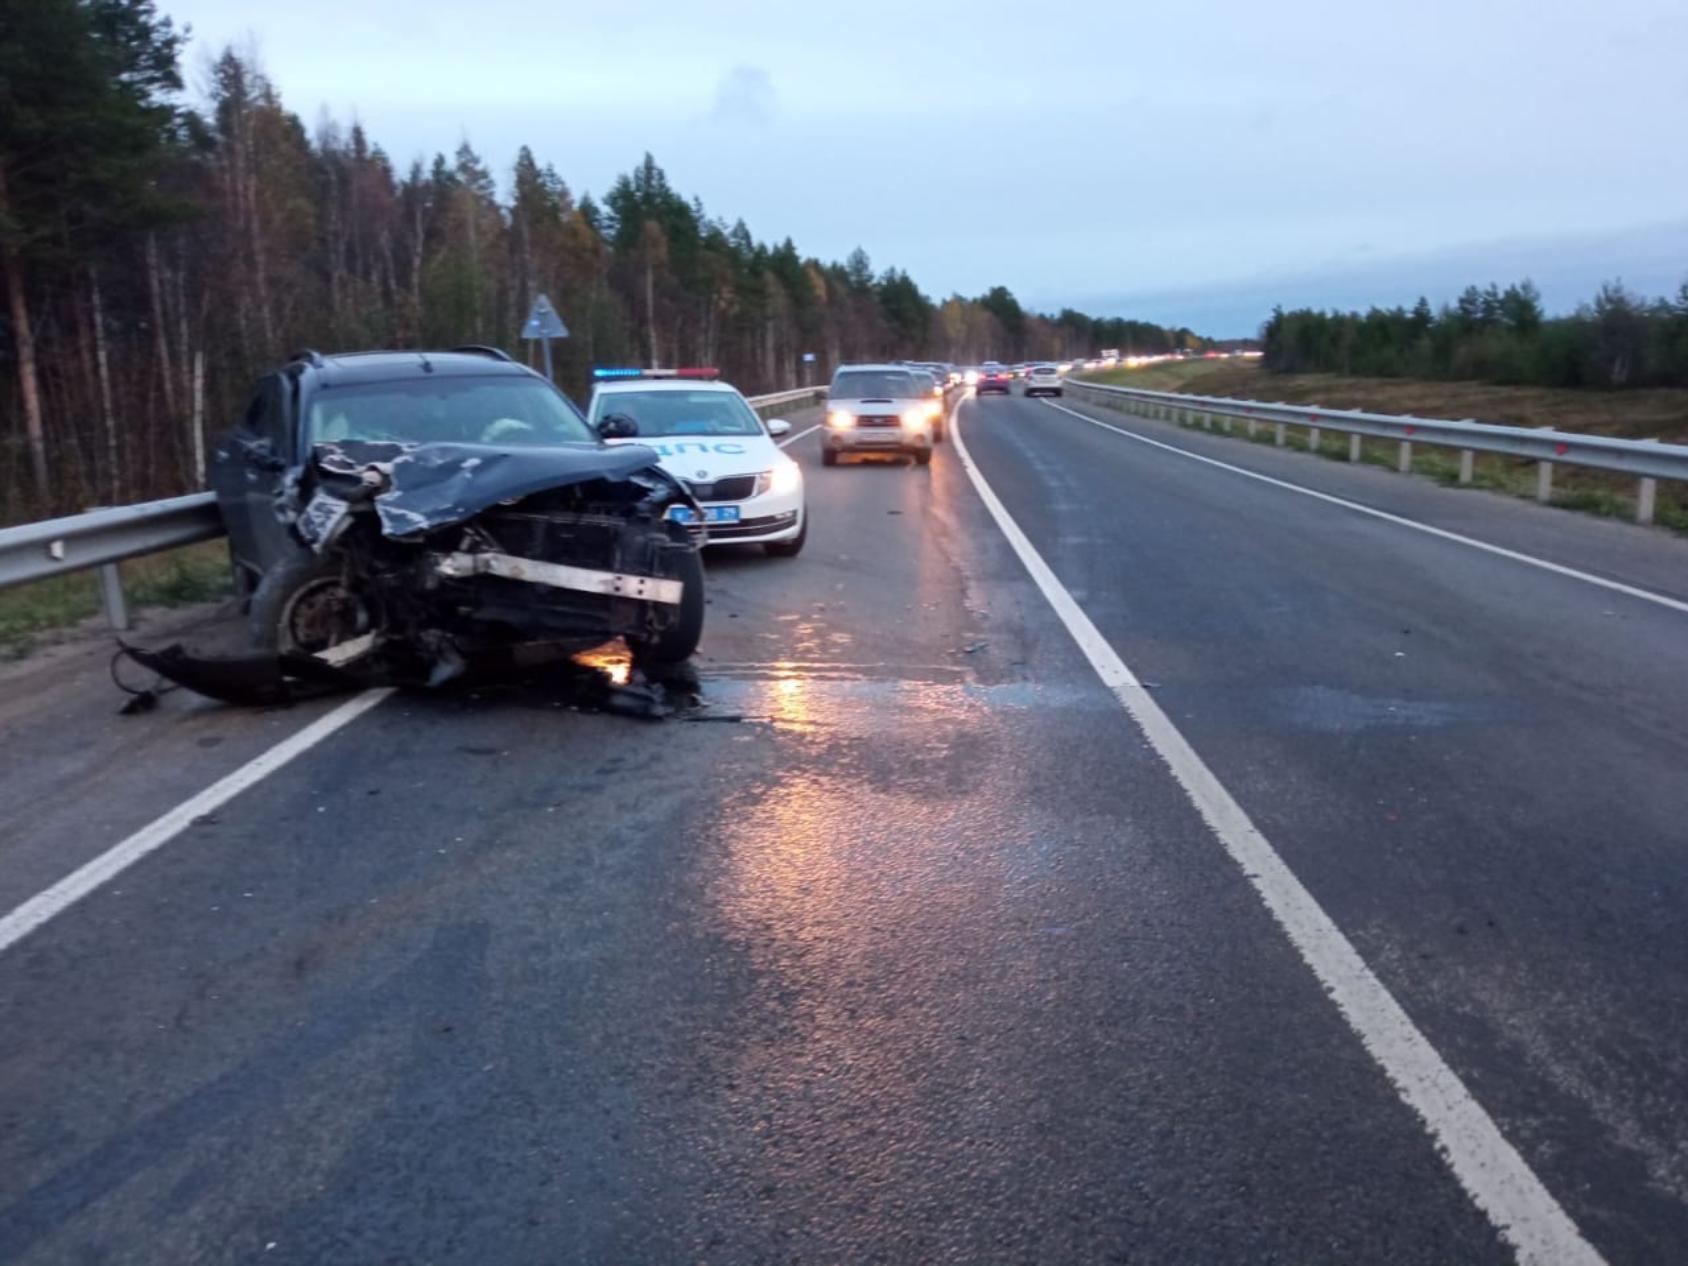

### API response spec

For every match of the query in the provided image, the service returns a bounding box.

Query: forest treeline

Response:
[1262,280,1688,389]
[0,0,1205,521]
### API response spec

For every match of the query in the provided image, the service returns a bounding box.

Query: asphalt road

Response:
[1,390,1685,1263]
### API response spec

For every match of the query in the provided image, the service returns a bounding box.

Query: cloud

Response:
[710,65,775,125]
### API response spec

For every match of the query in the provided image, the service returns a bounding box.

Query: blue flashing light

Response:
[592,367,644,379]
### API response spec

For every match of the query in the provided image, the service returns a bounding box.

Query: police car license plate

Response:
[667,505,741,524]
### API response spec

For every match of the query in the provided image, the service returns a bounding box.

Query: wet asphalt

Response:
[1,393,1685,1262]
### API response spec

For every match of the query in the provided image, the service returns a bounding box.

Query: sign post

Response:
[802,351,817,387]
[521,294,570,382]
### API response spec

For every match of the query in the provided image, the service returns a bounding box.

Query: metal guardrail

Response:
[1065,377,1687,525]
[0,387,829,631]
[747,386,826,416]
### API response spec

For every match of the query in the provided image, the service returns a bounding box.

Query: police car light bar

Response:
[591,366,721,381]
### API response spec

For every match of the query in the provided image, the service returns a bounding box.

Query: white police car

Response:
[586,369,806,556]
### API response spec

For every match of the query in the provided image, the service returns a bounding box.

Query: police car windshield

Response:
[832,370,918,399]
[593,389,763,437]
[308,376,594,447]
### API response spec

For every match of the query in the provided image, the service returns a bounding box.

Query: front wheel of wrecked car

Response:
[628,544,705,665]
[248,552,380,657]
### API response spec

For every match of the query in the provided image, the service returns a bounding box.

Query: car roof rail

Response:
[450,344,513,362]
[287,347,325,367]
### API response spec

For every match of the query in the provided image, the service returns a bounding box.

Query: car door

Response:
[209,374,293,573]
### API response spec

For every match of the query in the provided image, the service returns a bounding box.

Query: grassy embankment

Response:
[1083,360,1688,532]
[0,540,232,660]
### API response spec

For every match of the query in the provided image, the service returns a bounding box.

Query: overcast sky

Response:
[163,0,1687,336]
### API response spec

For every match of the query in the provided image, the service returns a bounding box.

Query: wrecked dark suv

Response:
[196,347,705,692]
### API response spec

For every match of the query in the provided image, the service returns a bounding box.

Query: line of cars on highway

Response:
[140,347,1068,706]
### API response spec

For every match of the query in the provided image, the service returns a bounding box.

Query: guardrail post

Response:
[1247,418,1257,438]
[1459,450,1475,483]
[1221,416,1232,433]
[1274,422,1286,446]
[1398,440,1413,473]
[1535,427,1554,502]
[1348,434,1362,463]
[1637,439,1659,524]
[1308,425,1321,452]
[98,562,129,631]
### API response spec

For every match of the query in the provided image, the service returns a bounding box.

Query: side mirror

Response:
[597,413,639,439]
[766,418,792,437]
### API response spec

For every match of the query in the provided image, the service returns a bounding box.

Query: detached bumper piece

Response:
[115,641,370,708]
[433,551,684,605]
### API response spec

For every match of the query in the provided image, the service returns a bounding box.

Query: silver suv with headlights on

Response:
[821,365,938,466]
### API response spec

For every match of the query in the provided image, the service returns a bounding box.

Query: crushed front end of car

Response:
[129,440,706,704]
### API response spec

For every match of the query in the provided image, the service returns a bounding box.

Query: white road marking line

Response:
[952,401,1604,1266]
[777,423,821,449]
[0,688,394,956]
[1042,396,1688,617]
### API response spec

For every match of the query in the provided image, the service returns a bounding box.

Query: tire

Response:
[1052,388,1063,397]
[913,448,932,466]
[764,515,807,558]
[248,552,379,655]
[932,419,945,443]
[629,543,704,664]
[822,447,839,467]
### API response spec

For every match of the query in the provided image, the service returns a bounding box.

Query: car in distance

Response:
[975,362,1013,395]
[822,364,937,466]
[1023,363,1063,397]
[587,368,806,557]
[906,367,949,442]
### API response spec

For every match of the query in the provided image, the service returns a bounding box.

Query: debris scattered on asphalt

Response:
[112,634,705,723]
[117,689,159,716]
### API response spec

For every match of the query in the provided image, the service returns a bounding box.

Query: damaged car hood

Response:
[311,440,675,539]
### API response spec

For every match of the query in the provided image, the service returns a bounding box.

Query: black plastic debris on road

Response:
[113,637,701,722]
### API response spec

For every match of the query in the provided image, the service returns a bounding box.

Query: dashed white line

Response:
[1041,395,1688,617]
[0,688,393,956]
[951,400,1604,1266]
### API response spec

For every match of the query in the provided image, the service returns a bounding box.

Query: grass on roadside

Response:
[0,540,233,660]
[1081,362,1688,534]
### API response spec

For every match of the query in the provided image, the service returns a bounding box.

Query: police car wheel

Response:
[913,449,932,466]
[764,516,806,558]
[628,545,704,664]
[821,448,839,467]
